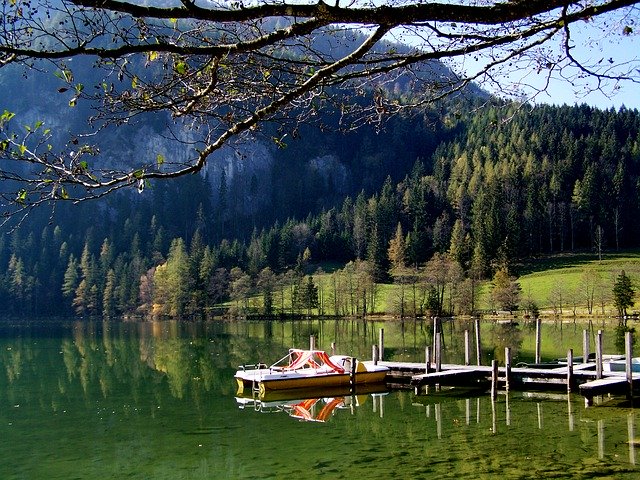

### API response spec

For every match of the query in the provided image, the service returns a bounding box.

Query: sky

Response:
[490,10,639,110]
[513,21,640,111]
[390,3,640,111]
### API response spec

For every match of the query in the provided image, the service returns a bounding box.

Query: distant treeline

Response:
[1,101,639,317]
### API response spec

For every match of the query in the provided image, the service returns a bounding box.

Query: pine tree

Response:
[103,269,116,317]
[612,270,634,319]
[490,266,521,312]
[257,267,276,315]
[62,254,79,302]
[294,275,319,316]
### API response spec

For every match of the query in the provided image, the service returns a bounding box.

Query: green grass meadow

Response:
[514,251,640,316]
[234,251,640,318]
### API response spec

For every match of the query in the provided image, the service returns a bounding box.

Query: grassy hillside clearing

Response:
[511,252,640,317]
[222,252,640,319]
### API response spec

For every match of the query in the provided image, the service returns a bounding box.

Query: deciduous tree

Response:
[490,266,521,312]
[1,0,638,220]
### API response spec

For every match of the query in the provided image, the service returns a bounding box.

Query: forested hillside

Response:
[2,100,639,317]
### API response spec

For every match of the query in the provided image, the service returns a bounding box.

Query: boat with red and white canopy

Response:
[234,348,388,396]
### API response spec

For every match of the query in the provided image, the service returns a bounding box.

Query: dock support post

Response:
[379,328,384,361]
[435,332,442,373]
[475,318,482,366]
[567,348,573,393]
[583,329,589,363]
[349,357,356,393]
[464,330,470,366]
[431,317,440,364]
[504,347,511,392]
[310,335,316,351]
[596,330,603,379]
[331,342,336,355]
[491,359,498,400]
[372,344,379,366]
[425,346,431,374]
[626,331,633,400]
[535,318,542,364]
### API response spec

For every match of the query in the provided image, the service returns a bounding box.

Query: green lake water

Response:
[1,317,639,479]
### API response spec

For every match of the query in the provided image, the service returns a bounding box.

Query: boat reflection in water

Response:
[235,384,389,423]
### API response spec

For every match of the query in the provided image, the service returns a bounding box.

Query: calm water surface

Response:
[1,317,639,479]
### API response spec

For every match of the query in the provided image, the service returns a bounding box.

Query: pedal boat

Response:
[604,357,640,373]
[235,349,388,396]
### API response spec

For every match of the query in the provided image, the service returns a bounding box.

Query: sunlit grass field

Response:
[505,251,640,315]
[234,251,640,318]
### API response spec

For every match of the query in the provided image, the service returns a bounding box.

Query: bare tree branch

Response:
[0,0,638,216]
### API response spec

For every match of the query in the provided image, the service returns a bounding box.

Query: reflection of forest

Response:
[0,318,627,409]
[1,319,639,480]
[1,318,402,408]
[489,323,524,363]
[0,321,235,407]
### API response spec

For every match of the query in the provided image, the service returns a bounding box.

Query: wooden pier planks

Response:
[579,373,640,405]
[381,359,640,404]
[411,369,488,387]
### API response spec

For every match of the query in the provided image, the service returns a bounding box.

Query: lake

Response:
[1,317,639,479]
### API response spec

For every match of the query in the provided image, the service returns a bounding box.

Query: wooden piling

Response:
[349,357,356,393]
[310,335,316,351]
[535,318,542,364]
[379,328,384,361]
[331,342,336,355]
[505,347,511,392]
[464,330,470,366]
[425,346,431,374]
[583,329,589,364]
[491,395,497,434]
[567,348,573,393]
[626,331,633,399]
[475,318,482,366]
[491,359,498,400]
[432,317,439,363]
[435,332,442,373]
[372,344,379,365]
[596,330,603,379]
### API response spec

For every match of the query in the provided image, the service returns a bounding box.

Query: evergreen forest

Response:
[2,100,640,318]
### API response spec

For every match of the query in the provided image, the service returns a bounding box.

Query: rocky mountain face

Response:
[0,33,471,239]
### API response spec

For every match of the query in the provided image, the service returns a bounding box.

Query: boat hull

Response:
[236,382,388,403]
[604,358,640,373]
[235,367,387,395]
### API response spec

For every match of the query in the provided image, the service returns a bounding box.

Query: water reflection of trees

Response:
[488,323,524,364]
[2,318,630,410]
[0,320,241,408]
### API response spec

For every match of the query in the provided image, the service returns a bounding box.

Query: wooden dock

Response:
[378,357,639,406]
[367,323,639,406]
